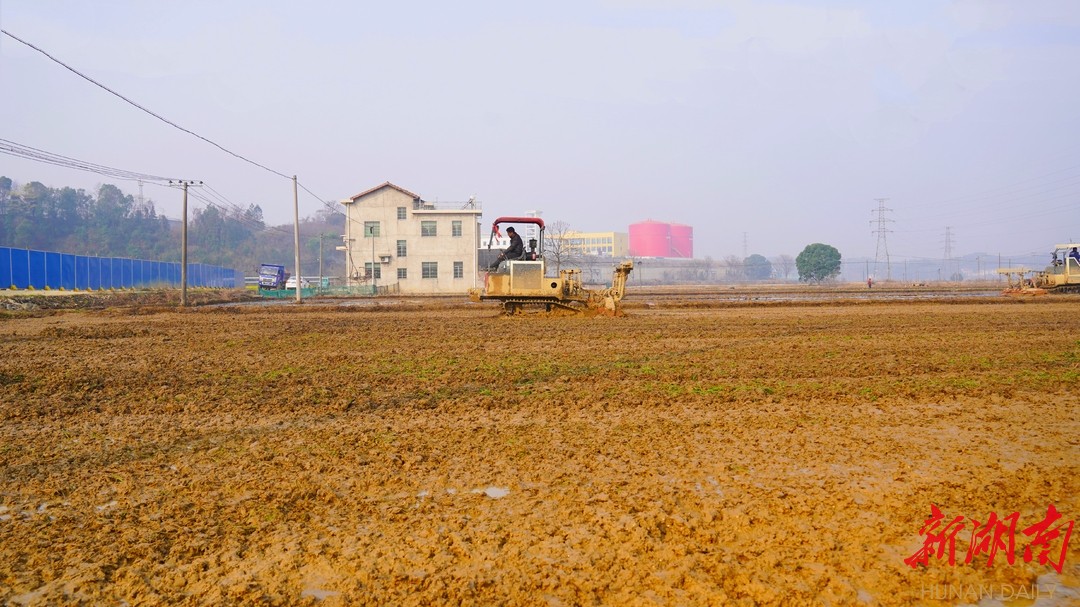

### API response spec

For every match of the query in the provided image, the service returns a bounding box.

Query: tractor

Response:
[998,243,1080,295]
[1034,243,1080,293]
[468,216,633,315]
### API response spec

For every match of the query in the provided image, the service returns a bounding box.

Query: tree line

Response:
[1,177,841,284]
[0,177,346,277]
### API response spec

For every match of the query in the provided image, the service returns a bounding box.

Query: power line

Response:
[2,28,291,181]
[905,162,1080,211]
[0,137,176,183]
[0,138,268,233]
[296,180,344,217]
[185,188,293,236]
[5,29,359,224]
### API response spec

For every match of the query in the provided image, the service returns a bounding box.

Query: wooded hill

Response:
[0,177,345,278]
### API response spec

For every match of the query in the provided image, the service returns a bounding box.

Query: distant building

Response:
[557,231,629,257]
[522,210,543,248]
[340,182,482,294]
[628,220,693,258]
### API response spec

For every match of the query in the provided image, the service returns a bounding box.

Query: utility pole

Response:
[293,176,301,303]
[169,179,202,307]
[943,226,954,282]
[345,208,354,284]
[871,198,893,281]
[742,232,748,259]
[319,233,326,287]
[369,225,377,293]
[318,233,339,288]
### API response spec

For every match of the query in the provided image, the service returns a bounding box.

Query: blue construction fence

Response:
[0,246,236,290]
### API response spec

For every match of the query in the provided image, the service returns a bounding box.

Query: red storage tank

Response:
[669,223,693,258]
[629,220,671,257]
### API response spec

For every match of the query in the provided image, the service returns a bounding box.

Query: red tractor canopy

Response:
[491,216,545,230]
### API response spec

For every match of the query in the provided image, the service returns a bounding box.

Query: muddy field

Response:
[1,293,1078,606]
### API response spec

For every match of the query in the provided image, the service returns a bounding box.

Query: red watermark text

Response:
[905,504,1074,573]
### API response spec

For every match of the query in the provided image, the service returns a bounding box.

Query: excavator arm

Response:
[584,261,634,316]
[610,261,633,300]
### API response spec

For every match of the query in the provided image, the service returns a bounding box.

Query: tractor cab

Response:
[486,216,545,273]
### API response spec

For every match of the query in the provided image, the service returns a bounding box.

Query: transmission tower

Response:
[870,198,893,281]
[943,226,955,280]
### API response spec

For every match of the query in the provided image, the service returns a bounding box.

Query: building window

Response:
[397,207,407,220]
[364,221,380,237]
[452,220,462,237]
[397,268,407,280]
[453,261,463,279]
[421,221,437,237]
[364,263,381,279]
[422,262,438,279]
[396,240,407,257]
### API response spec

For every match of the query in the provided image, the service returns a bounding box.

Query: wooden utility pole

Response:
[169,180,202,307]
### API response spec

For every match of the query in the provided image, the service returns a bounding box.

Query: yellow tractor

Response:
[468,216,633,315]
[1035,243,1080,293]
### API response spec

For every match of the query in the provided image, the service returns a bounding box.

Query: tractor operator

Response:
[489,226,523,270]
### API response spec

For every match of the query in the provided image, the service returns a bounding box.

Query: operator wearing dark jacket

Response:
[490,226,524,270]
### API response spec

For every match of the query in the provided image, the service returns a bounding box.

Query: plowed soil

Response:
[1,295,1078,606]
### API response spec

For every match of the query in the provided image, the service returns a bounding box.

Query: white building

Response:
[340,182,482,294]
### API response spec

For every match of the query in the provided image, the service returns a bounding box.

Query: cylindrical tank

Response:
[669,223,693,258]
[629,220,670,257]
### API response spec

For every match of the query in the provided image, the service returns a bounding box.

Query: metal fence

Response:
[0,246,236,290]
[256,283,400,298]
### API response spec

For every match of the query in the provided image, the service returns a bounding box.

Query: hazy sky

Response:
[2,0,1078,262]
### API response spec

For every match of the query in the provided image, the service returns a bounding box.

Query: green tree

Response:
[86,184,136,255]
[0,176,11,244]
[189,205,260,268]
[744,254,773,281]
[796,243,842,283]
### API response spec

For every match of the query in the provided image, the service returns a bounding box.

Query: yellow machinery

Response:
[468,216,634,315]
[1034,243,1080,293]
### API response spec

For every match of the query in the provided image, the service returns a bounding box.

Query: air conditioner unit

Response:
[379,255,392,263]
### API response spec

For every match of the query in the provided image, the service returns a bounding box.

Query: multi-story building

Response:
[340,182,482,294]
[558,231,629,257]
